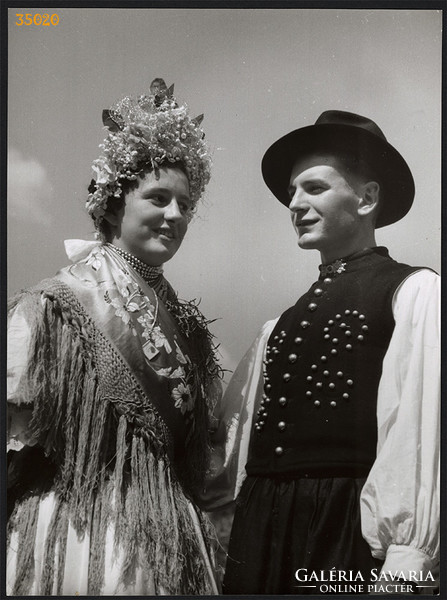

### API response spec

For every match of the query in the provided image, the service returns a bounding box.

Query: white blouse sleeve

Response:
[7,302,37,451]
[199,319,278,510]
[360,269,440,581]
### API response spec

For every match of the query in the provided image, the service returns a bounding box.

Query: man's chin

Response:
[297,235,318,250]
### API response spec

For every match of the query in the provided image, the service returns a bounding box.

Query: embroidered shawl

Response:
[7,243,221,595]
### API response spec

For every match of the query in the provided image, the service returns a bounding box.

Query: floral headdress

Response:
[86,79,211,231]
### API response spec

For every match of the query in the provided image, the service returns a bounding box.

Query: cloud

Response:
[8,148,54,225]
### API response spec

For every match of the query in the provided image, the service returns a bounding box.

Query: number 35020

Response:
[16,13,59,26]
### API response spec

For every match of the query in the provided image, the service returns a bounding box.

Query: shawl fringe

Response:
[7,281,217,595]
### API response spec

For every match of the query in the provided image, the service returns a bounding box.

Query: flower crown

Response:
[86,79,211,227]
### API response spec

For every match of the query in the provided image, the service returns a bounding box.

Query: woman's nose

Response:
[164,199,183,221]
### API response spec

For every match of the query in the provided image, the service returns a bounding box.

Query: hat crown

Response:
[315,110,387,142]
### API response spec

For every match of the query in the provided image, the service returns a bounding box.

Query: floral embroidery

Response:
[86,247,106,271]
[172,382,194,414]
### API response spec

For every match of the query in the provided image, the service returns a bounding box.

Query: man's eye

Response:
[309,185,325,194]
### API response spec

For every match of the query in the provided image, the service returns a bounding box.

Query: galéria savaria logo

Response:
[294,568,437,594]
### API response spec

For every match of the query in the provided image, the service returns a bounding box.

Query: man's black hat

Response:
[261,110,415,228]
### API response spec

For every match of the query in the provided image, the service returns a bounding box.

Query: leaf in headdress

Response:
[192,114,204,126]
[102,109,123,132]
[166,83,174,98]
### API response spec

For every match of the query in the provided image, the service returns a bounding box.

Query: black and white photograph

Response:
[3,3,442,597]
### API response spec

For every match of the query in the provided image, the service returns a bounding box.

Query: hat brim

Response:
[261,123,415,228]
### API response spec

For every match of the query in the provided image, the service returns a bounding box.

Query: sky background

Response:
[7,8,442,378]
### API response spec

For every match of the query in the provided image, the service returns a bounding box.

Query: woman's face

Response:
[108,166,192,266]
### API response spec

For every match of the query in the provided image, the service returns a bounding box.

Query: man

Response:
[217,111,439,594]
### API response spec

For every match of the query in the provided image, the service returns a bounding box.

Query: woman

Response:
[7,80,222,595]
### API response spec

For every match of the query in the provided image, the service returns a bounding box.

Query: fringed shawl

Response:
[7,244,221,595]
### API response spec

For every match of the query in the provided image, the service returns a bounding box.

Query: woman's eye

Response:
[179,202,191,213]
[150,195,165,204]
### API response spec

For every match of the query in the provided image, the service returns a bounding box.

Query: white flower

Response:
[172,382,194,414]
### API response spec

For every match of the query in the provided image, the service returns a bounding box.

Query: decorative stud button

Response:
[265,383,272,391]
[324,334,330,340]
[329,383,335,389]
[306,391,313,397]
[265,397,271,404]
[311,364,318,371]
[321,355,328,362]
[337,371,343,378]
[353,310,359,316]
[316,382,323,389]
[328,320,334,325]
[274,349,280,355]
[301,321,310,329]
[324,277,332,284]
[295,337,303,344]
[335,314,342,319]
[314,288,323,296]
[346,344,352,351]
[275,446,284,456]
[357,335,364,341]
[306,375,313,382]
[308,303,318,312]
[340,322,347,329]
[332,338,339,344]
[274,335,279,341]
[259,420,265,426]
[347,379,353,386]
[278,340,284,345]
[330,401,337,408]
[362,325,369,332]
[280,331,286,337]
[314,400,321,407]
[279,396,287,406]
[345,330,352,337]
[278,421,286,431]
[345,309,351,315]
[324,327,330,333]
[331,349,338,355]
[359,314,366,321]
[323,370,329,377]
[283,373,291,382]
[288,353,297,363]
[343,393,349,399]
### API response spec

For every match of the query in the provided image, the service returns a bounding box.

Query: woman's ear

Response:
[102,198,124,227]
[358,181,380,218]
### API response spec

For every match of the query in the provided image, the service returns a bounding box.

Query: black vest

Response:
[246,248,420,478]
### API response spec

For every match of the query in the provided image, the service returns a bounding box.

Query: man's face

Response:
[287,154,364,261]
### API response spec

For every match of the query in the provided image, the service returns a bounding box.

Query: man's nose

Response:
[289,190,309,214]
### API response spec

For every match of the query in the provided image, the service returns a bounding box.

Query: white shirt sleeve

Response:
[360,269,440,582]
[200,319,278,509]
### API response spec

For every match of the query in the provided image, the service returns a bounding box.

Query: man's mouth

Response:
[296,218,318,227]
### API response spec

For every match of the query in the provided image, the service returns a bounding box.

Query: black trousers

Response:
[223,475,383,594]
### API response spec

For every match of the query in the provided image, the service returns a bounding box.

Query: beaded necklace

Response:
[110,245,163,284]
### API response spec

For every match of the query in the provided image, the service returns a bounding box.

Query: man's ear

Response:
[358,181,380,217]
